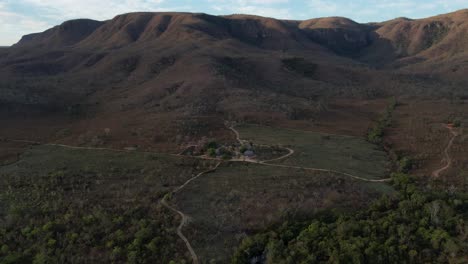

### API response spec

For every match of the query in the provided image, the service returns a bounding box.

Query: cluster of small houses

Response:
[209,141,257,159]
[181,140,256,159]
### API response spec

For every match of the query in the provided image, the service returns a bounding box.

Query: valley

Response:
[0,8,467,264]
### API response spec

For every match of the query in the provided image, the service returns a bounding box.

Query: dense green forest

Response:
[232,173,468,264]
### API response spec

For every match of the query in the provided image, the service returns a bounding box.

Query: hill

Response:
[0,10,467,152]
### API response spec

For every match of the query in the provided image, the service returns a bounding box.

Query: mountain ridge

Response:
[9,10,468,63]
[0,10,466,129]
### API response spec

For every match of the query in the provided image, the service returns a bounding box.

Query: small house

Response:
[244,150,255,158]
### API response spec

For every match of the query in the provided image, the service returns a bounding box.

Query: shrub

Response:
[207,148,216,157]
[398,157,413,173]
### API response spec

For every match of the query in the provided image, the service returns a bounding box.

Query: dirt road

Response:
[432,124,458,179]
[161,162,221,264]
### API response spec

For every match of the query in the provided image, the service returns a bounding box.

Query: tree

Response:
[207,148,216,157]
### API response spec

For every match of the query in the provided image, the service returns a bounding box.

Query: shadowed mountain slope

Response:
[0,11,467,124]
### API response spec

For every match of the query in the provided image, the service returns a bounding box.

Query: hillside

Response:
[361,10,468,68]
[0,10,467,150]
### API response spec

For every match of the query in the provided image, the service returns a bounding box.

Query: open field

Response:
[0,145,217,263]
[173,162,394,263]
[235,124,390,180]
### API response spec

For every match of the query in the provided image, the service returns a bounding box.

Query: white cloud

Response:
[308,0,339,14]
[0,5,52,46]
[240,0,289,3]
[209,0,292,18]
[22,0,167,20]
[235,5,292,18]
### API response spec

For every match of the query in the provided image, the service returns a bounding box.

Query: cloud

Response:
[209,0,292,18]
[0,4,52,46]
[234,5,292,18]
[306,0,468,22]
[240,0,289,3]
[308,0,339,13]
[22,0,167,20]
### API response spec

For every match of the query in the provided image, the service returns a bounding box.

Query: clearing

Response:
[234,124,390,180]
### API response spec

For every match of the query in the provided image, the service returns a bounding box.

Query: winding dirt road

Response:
[432,124,458,179]
[259,147,295,163]
[161,162,221,264]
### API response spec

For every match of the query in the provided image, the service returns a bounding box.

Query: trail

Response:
[259,147,295,163]
[161,162,221,264]
[4,138,179,157]
[432,124,458,179]
[226,122,245,145]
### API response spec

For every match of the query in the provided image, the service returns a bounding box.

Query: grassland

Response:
[0,145,217,263]
[235,124,390,180]
[173,162,394,263]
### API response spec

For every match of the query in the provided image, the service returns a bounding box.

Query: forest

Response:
[232,173,468,263]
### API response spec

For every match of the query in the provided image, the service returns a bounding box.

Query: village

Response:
[178,123,291,163]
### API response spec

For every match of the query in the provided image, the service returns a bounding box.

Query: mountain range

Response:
[1,10,467,148]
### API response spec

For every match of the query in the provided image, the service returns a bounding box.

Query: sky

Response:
[0,0,467,46]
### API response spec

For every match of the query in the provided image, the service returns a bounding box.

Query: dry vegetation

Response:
[386,99,468,187]
[173,162,393,263]
[0,145,211,263]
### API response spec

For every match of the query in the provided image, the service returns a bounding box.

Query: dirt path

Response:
[259,147,295,163]
[226,123,245,145]
[432,125,458,179]
[4,139,182,157]
[161,162,221,264]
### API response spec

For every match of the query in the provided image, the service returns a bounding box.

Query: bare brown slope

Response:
[0,12,363,111]
[79,12,327,51]
[360,9,468,66]
[0,11,467,129]
[299,17,372,55]
[0,12,392,155]
[0,11,467,158]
